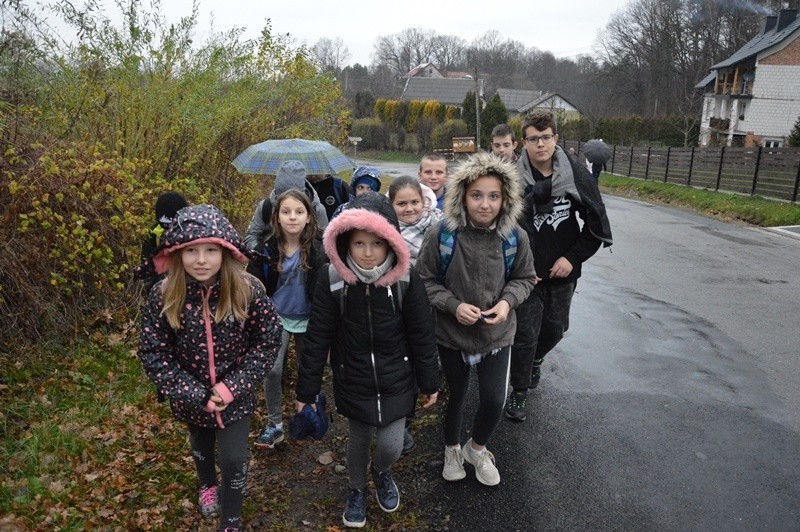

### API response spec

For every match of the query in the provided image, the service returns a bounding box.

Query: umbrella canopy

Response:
[232,138,353,175]
[582,139,612,164]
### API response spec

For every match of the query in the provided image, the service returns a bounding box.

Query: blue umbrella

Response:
[232,138,353,175]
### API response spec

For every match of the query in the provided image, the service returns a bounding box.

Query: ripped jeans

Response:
[189,414,250,529]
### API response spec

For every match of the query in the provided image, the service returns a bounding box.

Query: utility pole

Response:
[474,66,480,151]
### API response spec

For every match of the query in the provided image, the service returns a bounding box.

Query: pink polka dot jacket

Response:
[138,204,283,428]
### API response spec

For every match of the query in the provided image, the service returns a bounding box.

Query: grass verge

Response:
[600,173,800,227]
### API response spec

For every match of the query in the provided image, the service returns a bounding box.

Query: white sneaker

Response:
[442,445,466,481]
[462,438,500,486]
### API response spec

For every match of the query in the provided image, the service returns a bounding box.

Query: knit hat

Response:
[154,191,188,227]
[351,165,381,192]
[273,160,308,196]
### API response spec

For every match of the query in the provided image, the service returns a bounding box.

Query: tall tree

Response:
[313,37,351,73]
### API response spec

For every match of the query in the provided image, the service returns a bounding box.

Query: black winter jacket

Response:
[295,192,441,427]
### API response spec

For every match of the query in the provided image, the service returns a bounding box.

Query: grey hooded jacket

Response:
[416,152,537,353]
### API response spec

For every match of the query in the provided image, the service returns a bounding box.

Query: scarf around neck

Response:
[346,249,396,284]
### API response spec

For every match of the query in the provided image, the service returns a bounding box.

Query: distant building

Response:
[400,77,484,107]
[496,89,581,121]
[696,8,800,147]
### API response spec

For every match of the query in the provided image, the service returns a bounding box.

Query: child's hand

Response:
[210,390,228,412]
[548,257,573,279]
[455,303,482,325]
[420,392,438,408]
[480,300,511,324]
[295,400,317,413]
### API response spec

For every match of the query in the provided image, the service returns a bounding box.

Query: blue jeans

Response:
[440,344,510,447]
[510,280,576,391]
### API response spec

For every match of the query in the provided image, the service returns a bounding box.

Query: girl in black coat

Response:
[295,191,440,528]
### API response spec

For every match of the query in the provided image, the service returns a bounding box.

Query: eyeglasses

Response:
[524,134,555,144]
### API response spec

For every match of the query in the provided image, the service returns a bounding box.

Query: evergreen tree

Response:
[461,91,477,140]
[480,93,509,149]
[788,115,800,147]
[354,90,375,119]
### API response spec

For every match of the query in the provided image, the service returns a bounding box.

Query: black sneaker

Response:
[505,390,528,422]
[401,427,416,455]
[530,360,543,389]
[342,488,367,528]
[371,463,400,513]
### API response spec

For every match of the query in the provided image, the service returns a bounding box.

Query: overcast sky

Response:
[79,0,633,65]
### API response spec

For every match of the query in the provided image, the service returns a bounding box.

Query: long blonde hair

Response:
[160,248,252,329]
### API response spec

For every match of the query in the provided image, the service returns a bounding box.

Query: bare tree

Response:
[313,37,351,73]
[429,34,467,74]
[373,28,436,78]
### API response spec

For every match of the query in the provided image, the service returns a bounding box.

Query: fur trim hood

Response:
[322,191,411,287]
[443,151,524,238]
[152,204,251,274]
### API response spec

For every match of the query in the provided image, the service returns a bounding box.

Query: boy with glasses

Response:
[506,111,613,422]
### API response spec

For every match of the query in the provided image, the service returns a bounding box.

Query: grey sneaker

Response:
[462,438,500,486]
[505,390,528,422]
[254,423,285,449]
[442,445,466,481]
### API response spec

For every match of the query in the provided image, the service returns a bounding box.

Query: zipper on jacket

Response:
[365,285,382,424]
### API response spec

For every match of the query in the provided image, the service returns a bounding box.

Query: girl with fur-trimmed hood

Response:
[295,191,440,528]
[416,152,537,487]
[138,204,283,530]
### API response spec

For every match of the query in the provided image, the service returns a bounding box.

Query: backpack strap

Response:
[436,225,518,284]
[389,272,410,313]
[435,225,456,285]
[328,263,346,316]
[501,229,518,281]
[260,199,273,226]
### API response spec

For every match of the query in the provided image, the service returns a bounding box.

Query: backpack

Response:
[333,178,348,205]
[328,263,409,315]
[435,224,518,285]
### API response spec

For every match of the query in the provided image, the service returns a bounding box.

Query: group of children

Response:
[135,110,612,530]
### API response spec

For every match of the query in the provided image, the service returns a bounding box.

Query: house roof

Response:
[400,77,484,106]
[695,71,717,90]
[496,89,542,112]
[710,10,800,70]
[518,91,580,114]
[403,62,440,78]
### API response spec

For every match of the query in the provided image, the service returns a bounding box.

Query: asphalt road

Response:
[365,160,800,531]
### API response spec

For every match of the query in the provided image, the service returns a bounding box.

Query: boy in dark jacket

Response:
[506,110,613,422]
[296,191,440,528]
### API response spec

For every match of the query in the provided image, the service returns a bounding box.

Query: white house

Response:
[696,8,800,147]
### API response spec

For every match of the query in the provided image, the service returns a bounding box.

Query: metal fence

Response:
[562,140,800,203]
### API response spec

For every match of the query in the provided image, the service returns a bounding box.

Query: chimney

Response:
[762,15,778,34]
[776,9,798,32]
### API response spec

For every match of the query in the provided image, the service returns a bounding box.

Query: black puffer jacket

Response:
[296,192,441,427]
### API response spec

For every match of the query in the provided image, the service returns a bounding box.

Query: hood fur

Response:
[443,152,523,238]
[322,191,411,287]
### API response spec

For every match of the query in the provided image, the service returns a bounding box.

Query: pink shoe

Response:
[198,485,220,517]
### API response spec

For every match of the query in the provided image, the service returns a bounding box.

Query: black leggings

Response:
[189,414,250,529]
[439,345,510,447]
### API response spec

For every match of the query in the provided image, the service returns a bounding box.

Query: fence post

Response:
[644,146,652,180]
[715,147,725,191]
[664,146,671,183]
[687,147,695,186]
[792,154,800,202]
[611,145,616,173]
[751,146,763,196]
[628,145,634,176]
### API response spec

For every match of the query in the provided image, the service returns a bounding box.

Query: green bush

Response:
[351,118,391,150]
[432,119,469,149]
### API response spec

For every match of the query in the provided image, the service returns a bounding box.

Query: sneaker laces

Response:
[445,446,463,467]
[475,449,496,473]
[199,485,217,506]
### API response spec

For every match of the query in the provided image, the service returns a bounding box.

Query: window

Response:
[764,139,783,148]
